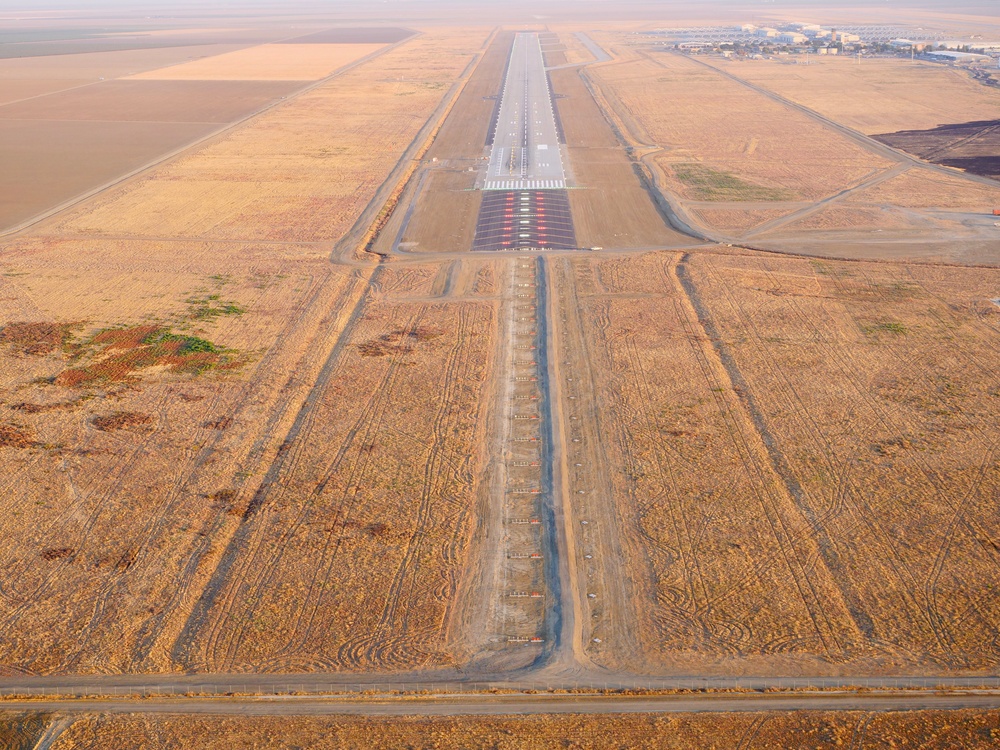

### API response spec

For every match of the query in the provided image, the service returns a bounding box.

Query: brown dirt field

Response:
[850,169,1000,210]
[173,298,498,673]
[44,709,1000,749]
[126,43,386,81]
[684,252,1000,672]
[588,53,893,202]
[566,249,1000,675]
[0,78,91,106]
[0,44,247,82]
[691,207,797,233]
[0,120,215,232]
[0,80,301,123]
[401,170,481,254]
[0,233,372,674]
[549,67,691,248]
[278,28,415,44]
[704,58,1000,135]
[53,30,489,243]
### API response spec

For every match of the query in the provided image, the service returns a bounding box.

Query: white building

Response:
[926,50,990,61]
[778,32,808,44]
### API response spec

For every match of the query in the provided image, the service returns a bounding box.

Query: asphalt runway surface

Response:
[484,32,565,190]
[474,32,576,251]
[473,190,575,251]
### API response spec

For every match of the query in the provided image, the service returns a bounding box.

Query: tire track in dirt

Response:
[169,266,386,670]
[673,254,863,658]
[129,267,372,670]
[207,307,423,671]
[712,256,1000,666]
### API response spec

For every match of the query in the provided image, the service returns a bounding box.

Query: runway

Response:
[474,32,577,251]
[484,32,565,191]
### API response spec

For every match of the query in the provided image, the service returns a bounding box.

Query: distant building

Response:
[778,32,808,44]
[925,50,990,61]
[755,27,779,38]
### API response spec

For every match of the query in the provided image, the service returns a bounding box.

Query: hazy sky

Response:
[0,0,996,23]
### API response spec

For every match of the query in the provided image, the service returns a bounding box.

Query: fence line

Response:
[2,676,1000,698]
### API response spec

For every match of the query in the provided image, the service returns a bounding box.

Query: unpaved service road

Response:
[3,691,1000,717]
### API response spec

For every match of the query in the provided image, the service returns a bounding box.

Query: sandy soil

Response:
[51,29,489,244]
[704,57,1000,136]
[36,708,1000,749]
[0,80,300,123]
[126,44,386,81]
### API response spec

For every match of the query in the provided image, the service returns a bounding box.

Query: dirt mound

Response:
[0,321,73,355]
[0,422,37,448]
[358,326,444,357]
[92,411,153,431]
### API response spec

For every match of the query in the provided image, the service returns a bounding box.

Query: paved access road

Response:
[484,32,565,191]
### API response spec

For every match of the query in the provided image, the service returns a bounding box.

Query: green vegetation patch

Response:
[671,163,794,201]
[51,325,239,388]
[864,321,908,337]
[185,293,246,321]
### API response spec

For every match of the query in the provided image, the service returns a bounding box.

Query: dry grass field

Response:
[0,26,496,675]
[126,43,386,81]
[686,252,1000,672]
[850,169,1000,210]
[566,250,1000,675]
[0,236,371,675]
[52,29,489,243]
[690,207,799,233]
[174,294,498,673]
[0,120,216,232]
[705,57,1000,135]
[30,708,1000,749]
[550,64,690,249]
[586,50,894,236]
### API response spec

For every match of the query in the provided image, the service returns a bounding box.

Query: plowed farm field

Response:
[53,29,490,243]
[126,43,386,81]
[566,250,1000,675]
